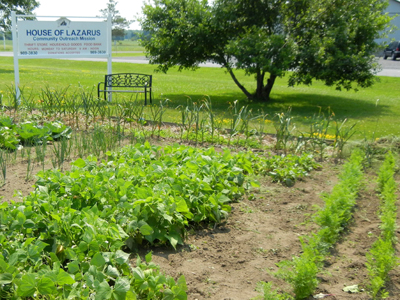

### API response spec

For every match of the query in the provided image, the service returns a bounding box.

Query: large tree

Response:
[140,0,391,102]
[99,0,131,41]
[0,0,39,31]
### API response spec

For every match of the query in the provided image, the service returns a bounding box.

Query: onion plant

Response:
[273,107,295,154]
[0,150,7,186]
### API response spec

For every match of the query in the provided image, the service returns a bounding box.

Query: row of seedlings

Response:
[255,149,364,300]
[366,151,399,299]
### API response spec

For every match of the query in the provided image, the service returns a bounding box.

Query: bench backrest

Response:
[105,73,152,88]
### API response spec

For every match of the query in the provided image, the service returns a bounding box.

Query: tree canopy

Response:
[99,0,131,41]
[140,0,392,102]
[0,0,39,31]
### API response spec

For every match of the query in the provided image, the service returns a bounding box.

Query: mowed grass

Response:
[0,55,399,138]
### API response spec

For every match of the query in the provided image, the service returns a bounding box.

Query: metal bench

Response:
[97,73,152,104]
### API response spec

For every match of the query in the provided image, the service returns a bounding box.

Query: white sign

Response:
[17,18,108,58]
[12,12,112,104]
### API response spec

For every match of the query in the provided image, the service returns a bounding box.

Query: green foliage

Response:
[0,118,72,150]
[1,141,298,299]
[291,246,320,300]
[250,152,320,187]
[44,121,72,140]
[0,126,19,150]
[140,0,391,101]
[35,142,255,249]
[15,122,51,145]
[286,0,391,91]
[0,0,39,31]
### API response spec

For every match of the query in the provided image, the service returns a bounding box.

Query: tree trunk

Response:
[255,73,277,102]
[225,66,253,99]
[225,63,277,102]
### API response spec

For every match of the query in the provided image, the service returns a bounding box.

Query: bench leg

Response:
[150,90,152,104]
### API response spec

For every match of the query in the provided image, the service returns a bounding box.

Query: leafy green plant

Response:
[44,121,72,140]
[0,127,20,150]
[35,142,257,249]
[250,152,320,186]
[15,122,50,146]
[0,116,14,128]
[0,145,196,299]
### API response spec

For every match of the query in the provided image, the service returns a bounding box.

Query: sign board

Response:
[17,18,109,58]
[11,12,112,103]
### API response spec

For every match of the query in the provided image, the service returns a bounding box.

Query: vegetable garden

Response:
[0,86,399,299]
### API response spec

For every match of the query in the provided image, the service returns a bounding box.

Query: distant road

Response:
[1,52,399,76]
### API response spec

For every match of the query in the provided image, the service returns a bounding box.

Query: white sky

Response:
[33,0,144,30]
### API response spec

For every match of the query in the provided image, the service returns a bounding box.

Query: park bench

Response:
[97,73,152,104]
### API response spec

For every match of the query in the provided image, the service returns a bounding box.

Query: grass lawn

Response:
[0,55,399,139]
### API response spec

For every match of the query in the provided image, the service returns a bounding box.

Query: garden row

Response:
[255,150,364,299]
[255,150,399,300]
[0,103,322,186]
[0,85,357,156]
[367,151,399,299]
[0,142,319,299]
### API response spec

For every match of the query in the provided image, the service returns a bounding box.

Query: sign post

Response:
[11,13,112,104]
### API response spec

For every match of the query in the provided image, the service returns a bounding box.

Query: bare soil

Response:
[1,139,399,300]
